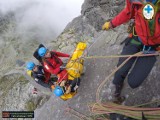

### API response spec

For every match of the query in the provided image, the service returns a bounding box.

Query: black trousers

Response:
[113,38,157,89]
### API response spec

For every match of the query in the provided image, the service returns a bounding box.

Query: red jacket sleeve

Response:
[52,50,70,57]
[43,62,60,75]
[111,0,133,27]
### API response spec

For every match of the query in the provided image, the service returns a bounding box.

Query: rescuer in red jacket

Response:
[102,0,160,102]
[38,47,70,84]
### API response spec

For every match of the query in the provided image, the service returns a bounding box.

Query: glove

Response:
[50,85,55,90]
[102,22,111,30]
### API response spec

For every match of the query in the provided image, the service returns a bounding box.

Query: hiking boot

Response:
[113,96,125,104]
[113,84,125,104]
[114,84,123,98]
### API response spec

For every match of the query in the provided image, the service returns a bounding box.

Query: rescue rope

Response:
[57,72,68,85]
[64,48,160,120]
[95,51,160,103]
[66,45,160,103]
[134,99,160,107]
[84,52,159,59]
[88,51,160,119]
[66,44,160,103]
[90,102,160,120]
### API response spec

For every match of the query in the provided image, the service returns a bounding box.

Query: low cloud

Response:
[0,0,84,42]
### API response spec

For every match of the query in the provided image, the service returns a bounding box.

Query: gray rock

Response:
[16,59,25,67]
[34,0,160,119]
[1,0,160,120]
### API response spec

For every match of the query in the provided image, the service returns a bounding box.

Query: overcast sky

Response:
[0,0,84,41]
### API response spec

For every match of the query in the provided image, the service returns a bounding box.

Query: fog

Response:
[0,0,84,41]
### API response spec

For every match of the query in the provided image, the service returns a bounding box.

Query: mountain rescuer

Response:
[38,47,70,85]
[26,61,56,89]
[102,0,160,102]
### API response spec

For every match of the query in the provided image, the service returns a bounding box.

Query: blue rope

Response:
[143,45,155,54]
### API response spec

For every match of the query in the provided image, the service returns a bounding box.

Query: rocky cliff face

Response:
[1,0,160,120]
[0,12,50,117]
[35,0,160,119]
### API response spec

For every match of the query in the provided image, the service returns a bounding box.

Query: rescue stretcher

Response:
[59,42,87,100]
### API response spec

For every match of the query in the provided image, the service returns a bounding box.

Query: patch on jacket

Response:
[143,3,155,20]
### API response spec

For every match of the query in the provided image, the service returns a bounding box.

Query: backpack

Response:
[33,44,45,63]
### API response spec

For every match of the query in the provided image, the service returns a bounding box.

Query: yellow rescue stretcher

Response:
[60,42,87,100]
